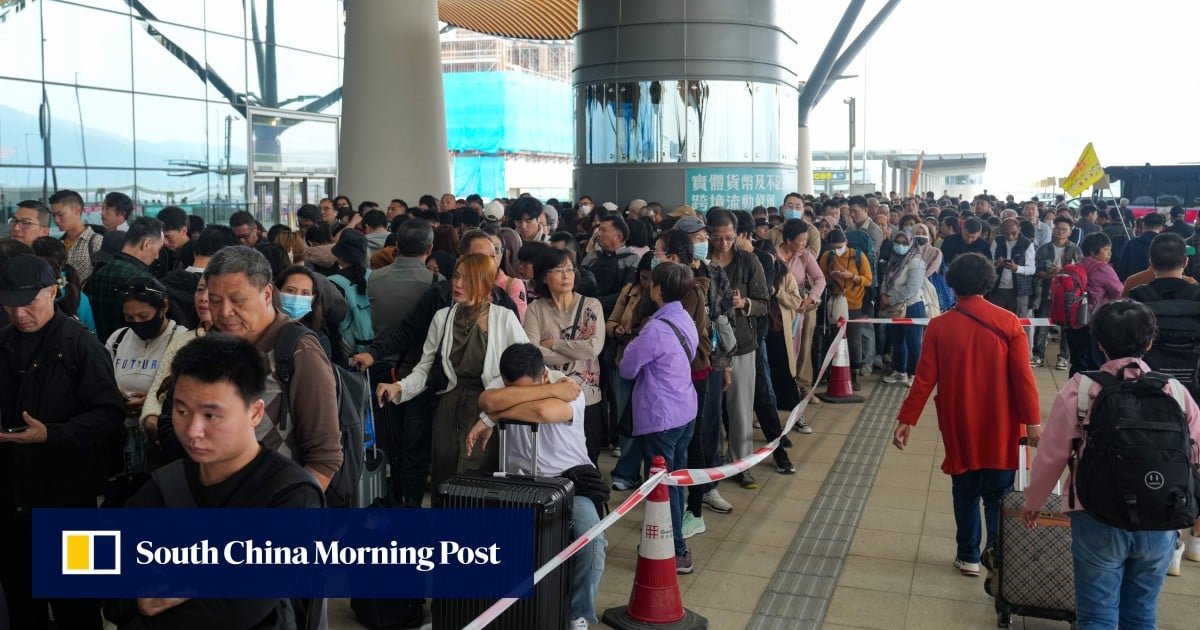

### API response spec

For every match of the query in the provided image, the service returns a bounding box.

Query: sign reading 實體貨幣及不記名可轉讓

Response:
[34,508,534,599]
[685,167,798,213]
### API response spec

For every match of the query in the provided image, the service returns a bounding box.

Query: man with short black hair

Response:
[101,192,134,232]
[228,210,260,247]
[156,206,190,254]
[0,254,124,630]
[351,219,439,506]
[509,197,548,243]
[387,198,408,221]
[848,195,883,255]
[1117,211,1166,280]
[296,204,321,233]
[161,225,237,329]
[1077,204,1102,237]
[85,217,166,340]
[361,210,390,255]
[204,247,343,491]
[6,201,50,247]
[1167,206,1195,239]
[110,334,324,629]
[50,189,104,284]
[581,214,639,316]
[467,343,607,628]
[1031,217,1082,369]
[939,217,991,263]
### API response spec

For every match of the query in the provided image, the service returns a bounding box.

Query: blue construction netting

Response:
[443,71,572,156]
[453,155,506,200]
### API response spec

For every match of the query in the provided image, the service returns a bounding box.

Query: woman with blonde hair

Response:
[273,230,306,265]
[375,253,529,503]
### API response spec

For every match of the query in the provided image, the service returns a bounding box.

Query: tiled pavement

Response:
[327,358,1200,629]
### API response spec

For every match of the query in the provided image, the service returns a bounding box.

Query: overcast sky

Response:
[795,0,1200,195]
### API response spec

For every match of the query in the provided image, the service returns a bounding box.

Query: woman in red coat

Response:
[891,253,1043,577]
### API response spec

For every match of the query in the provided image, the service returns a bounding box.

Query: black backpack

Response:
[1070,368,1200,530]
[1128,282,1200,399]
[275,322,371,508]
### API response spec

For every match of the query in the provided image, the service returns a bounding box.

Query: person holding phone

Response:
[0,255,124,629]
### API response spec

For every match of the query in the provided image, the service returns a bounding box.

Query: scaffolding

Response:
[440,28,573,83]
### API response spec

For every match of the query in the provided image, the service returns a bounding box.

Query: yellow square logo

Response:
[61,531,121,575]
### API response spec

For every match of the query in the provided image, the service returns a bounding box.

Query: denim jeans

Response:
[570,495,607,624]
[890,302,926,375]
[1070,511,1175,630]
[950,468,1015,563]
[641,420,695,558]
[610,435,644,486]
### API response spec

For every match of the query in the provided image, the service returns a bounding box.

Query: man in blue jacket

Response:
[1116,211,1165,280]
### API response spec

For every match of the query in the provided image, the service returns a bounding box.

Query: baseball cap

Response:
[484,200,505,221]
[674,216,706,234]
[0,254,57,307]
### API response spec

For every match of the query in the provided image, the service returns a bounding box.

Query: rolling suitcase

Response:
[992,437,1076,628]
[355,401,388,509]
[432,420,574,629]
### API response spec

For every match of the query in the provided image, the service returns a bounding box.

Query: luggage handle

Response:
[497,419,539,477]
[1017,436,1060,495]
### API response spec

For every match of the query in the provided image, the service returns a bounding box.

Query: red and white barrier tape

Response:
[847,316,1054,327]
[464,320,855,627]
[461,471,667,630]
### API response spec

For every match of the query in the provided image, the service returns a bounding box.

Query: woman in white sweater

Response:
[375,253,528,504]
[523,247,605,464]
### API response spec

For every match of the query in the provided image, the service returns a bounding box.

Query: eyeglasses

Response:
[709,235,736,244]
[547,266,576,276]
[117,281,165,300]
[7,218,45,230]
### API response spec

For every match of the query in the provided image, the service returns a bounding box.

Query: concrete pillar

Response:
[340,0,450,205]
[797,126,814,195]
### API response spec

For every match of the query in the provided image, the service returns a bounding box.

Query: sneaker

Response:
[1030,356,1045,367]
[611,477,637,491]
[738,472,759,489]
[793,418,814,434]
[702,489,733,513]
[859,364,873,377]
[1055,356,1069,370]
[572,617,589,630]
[753,420,761,429]
[872,356,885,369]
[1169,540,1184,576]
[682,512,706,539]
[882,371,907,384]
[954,558,981,577]
[903,374,913,387]
[775,460,796,475]
[610,446,621,458]
[676,551,694,574]
[1186,531,1200,562]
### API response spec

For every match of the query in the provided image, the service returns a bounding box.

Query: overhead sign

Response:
[813,170,847,182]
[1062,143,1105,197]
[685,167,797,211]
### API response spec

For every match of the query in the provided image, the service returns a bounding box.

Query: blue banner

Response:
[33,509,534,599]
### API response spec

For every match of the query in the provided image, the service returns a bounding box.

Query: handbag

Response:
[426,306,454,392]
[879,300,905,319]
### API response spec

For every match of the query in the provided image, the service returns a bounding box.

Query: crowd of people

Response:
[2,186,1200,629]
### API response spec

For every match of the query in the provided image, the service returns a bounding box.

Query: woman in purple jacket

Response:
[619,262,700,574]
[1066,232,1124,374]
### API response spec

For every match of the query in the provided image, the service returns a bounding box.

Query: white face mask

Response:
[833,246,847,256]
[579,204,592,215]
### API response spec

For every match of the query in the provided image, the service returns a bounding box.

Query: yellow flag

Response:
[1062,143,1104,197]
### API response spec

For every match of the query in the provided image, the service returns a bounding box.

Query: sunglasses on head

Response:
[117,281,164,299]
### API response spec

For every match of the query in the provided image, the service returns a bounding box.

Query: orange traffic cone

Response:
[602,456,707,630]
[816,333,864,404]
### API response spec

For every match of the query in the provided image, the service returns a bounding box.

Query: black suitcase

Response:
[432,420,574,629]
[990,437,1075,628]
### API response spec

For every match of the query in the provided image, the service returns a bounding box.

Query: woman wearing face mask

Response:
[880,231,927,386]
[140,274,214,455]
[819,229,873,389]
[912,222,954,313]
[274,265,334,356]
[106,276,187,475]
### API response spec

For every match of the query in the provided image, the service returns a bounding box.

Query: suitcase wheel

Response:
[996,610,1012,628]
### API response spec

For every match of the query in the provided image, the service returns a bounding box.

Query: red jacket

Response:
[896,295,1041,475]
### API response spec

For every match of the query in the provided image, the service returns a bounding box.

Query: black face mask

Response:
[129,312,165,341]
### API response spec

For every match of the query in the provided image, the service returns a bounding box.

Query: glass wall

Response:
[0,0,344,229]
[580,79,797,166]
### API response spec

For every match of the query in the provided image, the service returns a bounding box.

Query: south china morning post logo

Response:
[61,531,121,575]
[35,508,534,599]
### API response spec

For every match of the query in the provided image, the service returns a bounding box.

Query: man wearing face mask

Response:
[989,218,1036,316]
